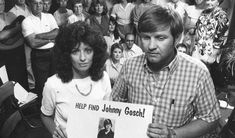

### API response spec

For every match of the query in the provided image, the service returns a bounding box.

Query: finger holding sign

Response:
[147,123,169,138]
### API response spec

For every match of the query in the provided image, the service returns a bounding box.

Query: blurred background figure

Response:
[86,0,109,36]
[104,16,121,55]
[43,0,52,13]
[105,43,124,87]
[176,43,189,55]
[68,0,89,24]
[111,0,135,40]
[53,0,73,27]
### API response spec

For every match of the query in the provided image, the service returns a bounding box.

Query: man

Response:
[43,0,52,13]
[122,33,143,59]
[21,0,59,97]
[9,0,35,91]
[112,5,221,138]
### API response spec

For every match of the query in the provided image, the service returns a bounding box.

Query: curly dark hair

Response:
[54,21,108,83]
[88,0,108,15]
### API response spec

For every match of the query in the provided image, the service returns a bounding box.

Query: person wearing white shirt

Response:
[122,33,143,59]
[22,0,59,97]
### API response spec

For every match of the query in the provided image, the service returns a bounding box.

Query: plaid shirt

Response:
[112,52,221,128]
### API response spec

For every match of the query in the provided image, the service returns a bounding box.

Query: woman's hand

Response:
[53,125,67,138]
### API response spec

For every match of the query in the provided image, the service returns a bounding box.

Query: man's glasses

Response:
[126,40,134,42]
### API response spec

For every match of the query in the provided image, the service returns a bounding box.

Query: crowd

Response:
[0,0,235,138]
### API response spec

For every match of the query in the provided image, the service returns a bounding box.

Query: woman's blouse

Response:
[68,12,89,24]
[41,71,111,129]
[105,58,124,82]
[53,9,73,26]
[87,15,109,36]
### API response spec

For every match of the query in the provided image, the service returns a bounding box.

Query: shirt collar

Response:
[15,4,27,11]
[144,49,179,75]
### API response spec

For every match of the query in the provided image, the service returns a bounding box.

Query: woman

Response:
[105,43,124,87]
[97,119,114,138]
[53,0,73,27]
[193,0,229,65]
[68,0,89,24]
[86,0,109,36]
[104,16,121,55]
[0,0,28,90]
[111,0,135,39]
[41,21,111,138]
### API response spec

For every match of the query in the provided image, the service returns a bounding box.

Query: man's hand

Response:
[147,123,172,138]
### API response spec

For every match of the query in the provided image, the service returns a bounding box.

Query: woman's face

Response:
[109,21,116,32]
[112,48,122,62]
[74,3,83,15]
[105,124,112,132]
[0,0,5,13]
[71,42,94,77]
[95,4,103,14]
[195,0,204,5]
[205,0,219,10]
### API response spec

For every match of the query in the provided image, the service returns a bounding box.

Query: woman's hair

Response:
[72,0,84,7]
[88,0,108,15]
[103,119,112,127]
[54,21,108,83]
[110,43,123,58]
[138,5,183,40]
[109,16,119,40]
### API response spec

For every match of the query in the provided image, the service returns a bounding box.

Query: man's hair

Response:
[54,21,108,83]
[138,5,183,39]
[125,33,134,40]
[72,0,84,7]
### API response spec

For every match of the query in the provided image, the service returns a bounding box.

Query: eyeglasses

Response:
[126,40,134,42]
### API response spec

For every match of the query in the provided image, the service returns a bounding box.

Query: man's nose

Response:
[148,38,157,50]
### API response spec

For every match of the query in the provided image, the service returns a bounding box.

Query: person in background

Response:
[176,43,189,54]
[193,0,229,66]
[218,45,235,138]
[86,0,109,36]
[68,0,89,24]
[53,0,73,27]
[0,0,29,90]
[132,0,154,46]
[167,0,189,23]
[41,21,111,138]
[104,16,121,55]
[22,0,59,98]
[43,0,52,13]
[105,43,124,87]
[111,5,221,138]
[9,0,35,91]
[111,0,135,40]
[122,33,143,59]
[97,119,114,138]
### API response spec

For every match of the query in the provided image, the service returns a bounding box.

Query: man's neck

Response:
[33,12,41,18]
[16,4,26,9]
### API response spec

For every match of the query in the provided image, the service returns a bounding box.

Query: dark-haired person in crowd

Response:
[41,21,111,138]
[111,0,135,40]
[193,0,229,66]
[86,0,109,36]
[218,44,235,138]
[176,43,189,55]
[104,16,121,55]
[0,0,29,90]
[22,0,59,97]
[68,0,89,24]
[97,119,114,138]
[111,5,221,138]
[105,43,124,87]
[53,0,73,27]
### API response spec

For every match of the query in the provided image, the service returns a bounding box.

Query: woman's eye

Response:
[85,48,93,54]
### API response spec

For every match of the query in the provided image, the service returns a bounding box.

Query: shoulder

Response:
[45,74,63,88]
[123,54,145,70]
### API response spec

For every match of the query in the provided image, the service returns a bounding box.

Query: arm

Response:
[24,33,51,49]
[35,28,59,40]
[0,36,24,50]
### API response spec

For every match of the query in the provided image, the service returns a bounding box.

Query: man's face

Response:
[43,0,51,12]
[177,46,187,54]
[30,0,43,15]
[140,27,176,64]
[171,0,180,3]
[16,0,25,5]
[125,34,135,50]
[205,0,219,10]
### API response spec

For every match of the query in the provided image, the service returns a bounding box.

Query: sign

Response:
[67,99,153,138]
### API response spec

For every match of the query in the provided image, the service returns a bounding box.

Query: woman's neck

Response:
[58,7,67,13]
[121,1,128,8]
[72,69,89,79]
[112,58,120,64]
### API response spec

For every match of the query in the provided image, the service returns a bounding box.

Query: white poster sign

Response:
[67,99,153,138]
